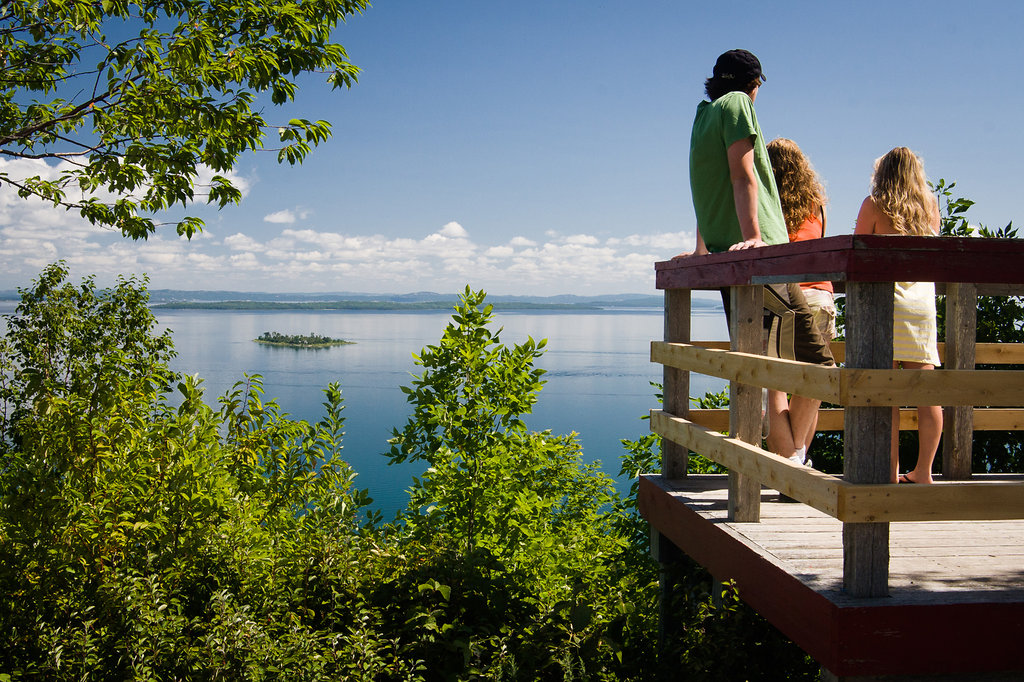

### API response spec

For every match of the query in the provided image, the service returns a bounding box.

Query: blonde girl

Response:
[854,147,942,484]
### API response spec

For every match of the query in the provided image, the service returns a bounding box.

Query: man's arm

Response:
[727,136,767,250]
[673,229,708,259]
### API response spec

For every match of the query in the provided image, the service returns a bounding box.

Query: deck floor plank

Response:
[652,474,1024,605]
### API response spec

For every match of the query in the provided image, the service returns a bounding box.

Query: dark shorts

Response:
[720,283,835,367]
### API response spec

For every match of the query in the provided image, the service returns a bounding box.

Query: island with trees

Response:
[254,331,354,348]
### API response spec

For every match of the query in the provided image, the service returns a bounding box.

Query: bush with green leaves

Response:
[0,269,818,680]
[0,263,406,680]
[385,287,653,679]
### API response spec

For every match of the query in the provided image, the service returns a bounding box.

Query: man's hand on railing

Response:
[728,238,768,251]
[673,228,710,259]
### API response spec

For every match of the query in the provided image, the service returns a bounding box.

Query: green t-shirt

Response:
[689,91,786,252]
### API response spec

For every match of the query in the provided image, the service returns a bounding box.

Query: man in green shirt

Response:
[680,49,833,472]
[687,49,786,254]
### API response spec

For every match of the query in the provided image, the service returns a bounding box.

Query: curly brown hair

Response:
[871,147,938,236]
[766,138,827,236]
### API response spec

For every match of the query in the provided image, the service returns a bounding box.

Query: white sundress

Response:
[893,280,940,366]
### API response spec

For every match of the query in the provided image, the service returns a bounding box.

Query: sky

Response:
[1,0,1021,296]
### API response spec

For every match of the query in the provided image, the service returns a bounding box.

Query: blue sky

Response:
[0,1,1020,295]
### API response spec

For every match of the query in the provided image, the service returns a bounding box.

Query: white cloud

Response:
[0,176,694,294]
[228,252,261,269]
[264,210,297,224]
[439,221,468,238]
[606,231,690,249]
[223,233,264,252]
[563,234,599,246]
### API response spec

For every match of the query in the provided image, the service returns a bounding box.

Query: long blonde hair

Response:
[766,138,827,236]
[871,147,938,236]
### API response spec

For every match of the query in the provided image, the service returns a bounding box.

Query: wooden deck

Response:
[640,474,1024,678]
[649,236,1024,678]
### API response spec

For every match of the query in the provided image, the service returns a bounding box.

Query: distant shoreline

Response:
[3,292,725,313]
[153,300,606,312]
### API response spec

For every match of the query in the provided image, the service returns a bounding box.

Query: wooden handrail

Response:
[654,341,1024,406]
[687,408,1024,432]
[651,410,1024,523]
[686,340,1024,365]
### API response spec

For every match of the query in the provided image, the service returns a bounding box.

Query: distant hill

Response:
[142,290,670,306]
[2,288,724,312]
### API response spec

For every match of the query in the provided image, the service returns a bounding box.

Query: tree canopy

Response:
[0,0,368,239]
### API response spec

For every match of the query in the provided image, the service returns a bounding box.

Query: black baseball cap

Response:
[712,49,765,85]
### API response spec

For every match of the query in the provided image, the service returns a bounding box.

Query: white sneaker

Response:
[787,446,811,468]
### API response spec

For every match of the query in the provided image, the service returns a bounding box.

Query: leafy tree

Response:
[0,269,819,680]
[0,261,176,452]
[0,264,390,679]
[386,287,639,678]
[932,179,1024,472]
[0,0,368,239]
[382,289,815,680]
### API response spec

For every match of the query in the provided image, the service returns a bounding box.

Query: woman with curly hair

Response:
[767,138,835,341]
[855,146,942,484]
[764,138,834,467]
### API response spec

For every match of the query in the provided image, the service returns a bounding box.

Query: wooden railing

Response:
[652,234,1024,597]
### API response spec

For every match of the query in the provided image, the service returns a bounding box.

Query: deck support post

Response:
[728,284,762,522]
[842,281,893,597]
[943,282,977,480]
[662,288,691,478]
[651,531,685,659]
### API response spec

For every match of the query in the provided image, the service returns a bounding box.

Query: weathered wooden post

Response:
[655,287,691,654]
[943,282,977,480]
[729,284,762,522]
[842,280,893,597]
[662,287,691,478]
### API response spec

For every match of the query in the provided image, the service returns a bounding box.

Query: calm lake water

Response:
[2,301,729,517]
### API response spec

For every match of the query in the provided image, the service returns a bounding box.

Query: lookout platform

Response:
[645,234,1024,680]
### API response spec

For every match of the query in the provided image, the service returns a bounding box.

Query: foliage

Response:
[386,287,656,679]
[0,263,388,679]
[932,179,1024,348]
[1,270,816,680]
[0,0,368,238]
[931,179,1024,472]
[254,331,353,348]
[619,384,728,505]
[0,261,176,451]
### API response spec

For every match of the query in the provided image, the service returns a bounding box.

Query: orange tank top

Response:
[790,213,833,294]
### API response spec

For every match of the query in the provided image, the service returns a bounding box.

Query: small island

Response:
[254,331,354,348]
